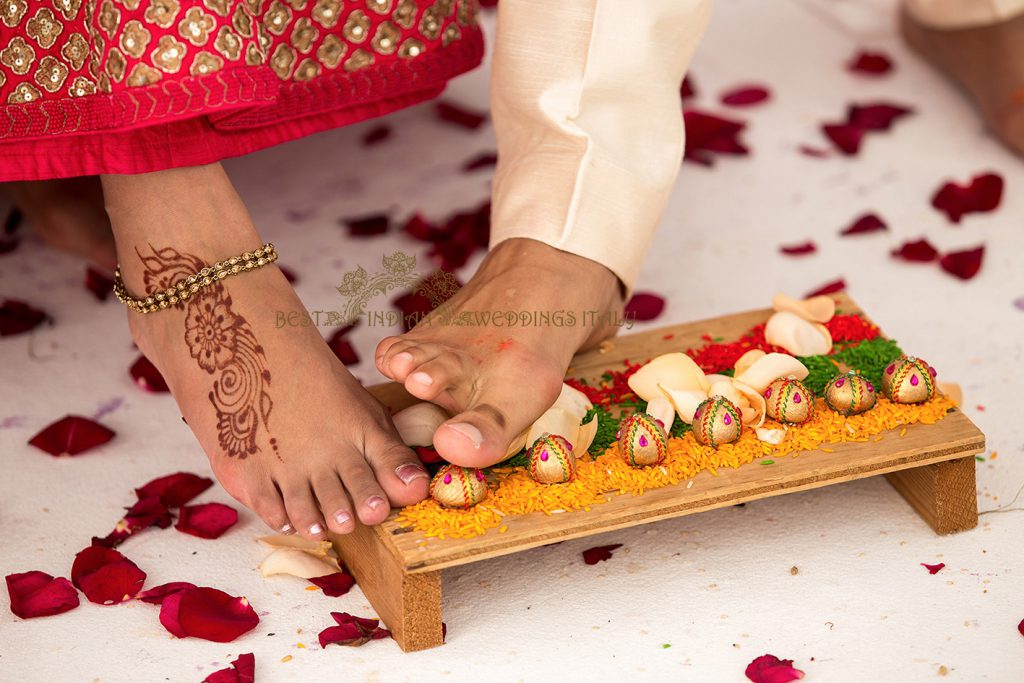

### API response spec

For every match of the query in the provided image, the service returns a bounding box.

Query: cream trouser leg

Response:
[904,0,1024,29]
[487,0,713,292]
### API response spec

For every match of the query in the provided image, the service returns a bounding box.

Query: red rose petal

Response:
[137,581,197,605]
[28,415,115,456]
[435,101,487,129]
[84,267,114,301]
[93,495,174,547]
[848,103,913,131]
[745,654,805,683]
[479,0,497,7]
[319,612,392,647]
[462,152,498,172]
[931,172,1004,223]
[891,239,939,263]
[393,271,463,332]
[136,472,214,508]
[822,122,865,155]
[625,292,666,322]
[805,278,846,298]
[798,145,831,158]
[840,213,888,236]
[130,354,169,393]
[921,562,946,574]
[176,502,238,539]
[940,246,985,280]
[326,329,359,366]
[720,85,770,107]
[0,298,49,337]
[344,214,389,237]
[203,653,255,683]
[847,50,893,75]
[1018,618,1023,638]
[414,446,443,464]
[6,571,80,619]
[308,572,356,598]
[160,587,259,642]
[680,75,696,100]
[582,544,622,565]
[779,241,817,256]
[71,546,146,605]
[362,124,392,146]
[403,213,440,242]
[278,266,297,284]
[684,110,749,164]
[0,207,23,255]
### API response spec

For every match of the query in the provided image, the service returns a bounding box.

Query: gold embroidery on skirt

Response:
[0,37,35,76]
[190,50,223,76]
[26,8,64,49]
[2,0,28,28]
[342,46,372,72]
[178,7,216,46]
[120,20,152,58]
[270,42,295,78]
[8,82,41,103]
[125,62,161,86]
[143,0,178,29]
[34,55,69,92]
[213,26,243,60]
[232,4,254,37]
[311,0,340,29]
[62,32,90,69]
[69,75,97,96]
[397,37,423,58]
[54,0,82,21]
[419,6,440,41]
[370,20,398,55]
[293,56,319,80]
[204,0,230,18]
[264,0,291,35]
[366,0,392,15]
[342,9,369,42]
[290,16,318,53]
[393,0,415,28]
[244,42,263,66]
[441,23,459,47]
[105,47,126,81]
[316,33,344,68]
[151,34,187,73]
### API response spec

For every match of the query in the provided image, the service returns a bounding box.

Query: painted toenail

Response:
[367,496,387,510]
[410,371,433,386]
[309,523,324,535]
[334,511,352,526]
[280,523,295,534]
[447,422,483,448]
[396,463,429,485]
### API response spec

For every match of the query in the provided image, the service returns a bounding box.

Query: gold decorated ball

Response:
[691,396,743,448]
[881,356,937,404]
[429,464,488,508]
[617,412,670,467]
[824,371,877,415]
[764,377,815,424]
[528,433,577,484]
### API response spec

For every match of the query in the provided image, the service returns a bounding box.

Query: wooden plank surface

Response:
[368,293,985,573]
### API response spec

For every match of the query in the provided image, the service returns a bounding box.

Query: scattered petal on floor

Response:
[319,612,391,647]
[130,355,169,393]
[625,293,666,322]
[71,545,146,605]
[940,247,985,280]
[28,415,115,456]
[798,145,831,158]
[822,122,864,155]
[5,571,80,619]
[921,562,946,574]
[1018,618,1024,638]
[805,278,846,297]
[136,472,214,508]
[684,110,749,165]
[745,654,805,683]
[840,213,887,236]
[822,103,913,154]
[680,75,697,100]
[582,544,623,565]
[202,653,255,683]
[159,587,259,642]
[361,125,391,146]
[326,328,360,366]
[84,267,115,301]
[461,152,498,172]
[176,503,239,539]
[721,85,770,107]
[93,495,174,548]
[931,172,1004,223]
[779,241,817,256]
[0,298,49,337]
[343,214,389,237]
[137,582,197,605]
[891,239,939,263]
[435,101,487,130]
[278,266,297,284]
[393,271,464,332]
[847,50,893,75]
[308,572,356,597]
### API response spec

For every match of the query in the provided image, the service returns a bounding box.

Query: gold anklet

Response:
[113,243,278,314]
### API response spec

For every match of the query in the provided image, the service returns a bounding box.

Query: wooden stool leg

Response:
[885,456,978,535]
[330,525,444,652]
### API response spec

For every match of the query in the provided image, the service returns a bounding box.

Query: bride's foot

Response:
[2,177,117,270]
[103,165,429,540]
[375,238,624,468]
[901,8,1024,156]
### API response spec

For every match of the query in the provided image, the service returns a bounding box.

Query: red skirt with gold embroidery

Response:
[0,0,483,180]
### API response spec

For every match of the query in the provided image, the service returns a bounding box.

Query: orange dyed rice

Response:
[396,396,956,539]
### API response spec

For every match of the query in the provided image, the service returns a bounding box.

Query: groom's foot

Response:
[104,165,429,540]
[3,177,117,270]
[375,238,623,468]
[901,8,1024,156]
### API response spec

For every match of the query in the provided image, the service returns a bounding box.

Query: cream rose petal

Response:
[258,547,341,579]
[734,352,810,392]
[772,292,836,323]
[644,396,676,433]
[765,311,833,357]
[628,352,709,402]
[659,385,708,424]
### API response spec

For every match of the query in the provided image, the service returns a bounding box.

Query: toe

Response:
[404,356,460,402]
[247,482,294,535]
[312,475,356,535]
[363,431,431,508]
[376,338,442,382]
[279,480,328,540]
[336,449,394,526]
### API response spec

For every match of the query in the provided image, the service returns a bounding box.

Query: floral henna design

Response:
[138,245,275,458]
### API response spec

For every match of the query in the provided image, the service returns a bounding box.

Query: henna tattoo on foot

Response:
[138,245,276,458]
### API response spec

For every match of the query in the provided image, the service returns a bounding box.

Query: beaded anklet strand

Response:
[113,243,278,314]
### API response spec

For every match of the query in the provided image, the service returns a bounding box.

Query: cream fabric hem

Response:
[487,0,713,292]
[904,0,1024,29]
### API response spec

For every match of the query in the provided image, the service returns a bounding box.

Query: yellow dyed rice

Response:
[396,396,956,539]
